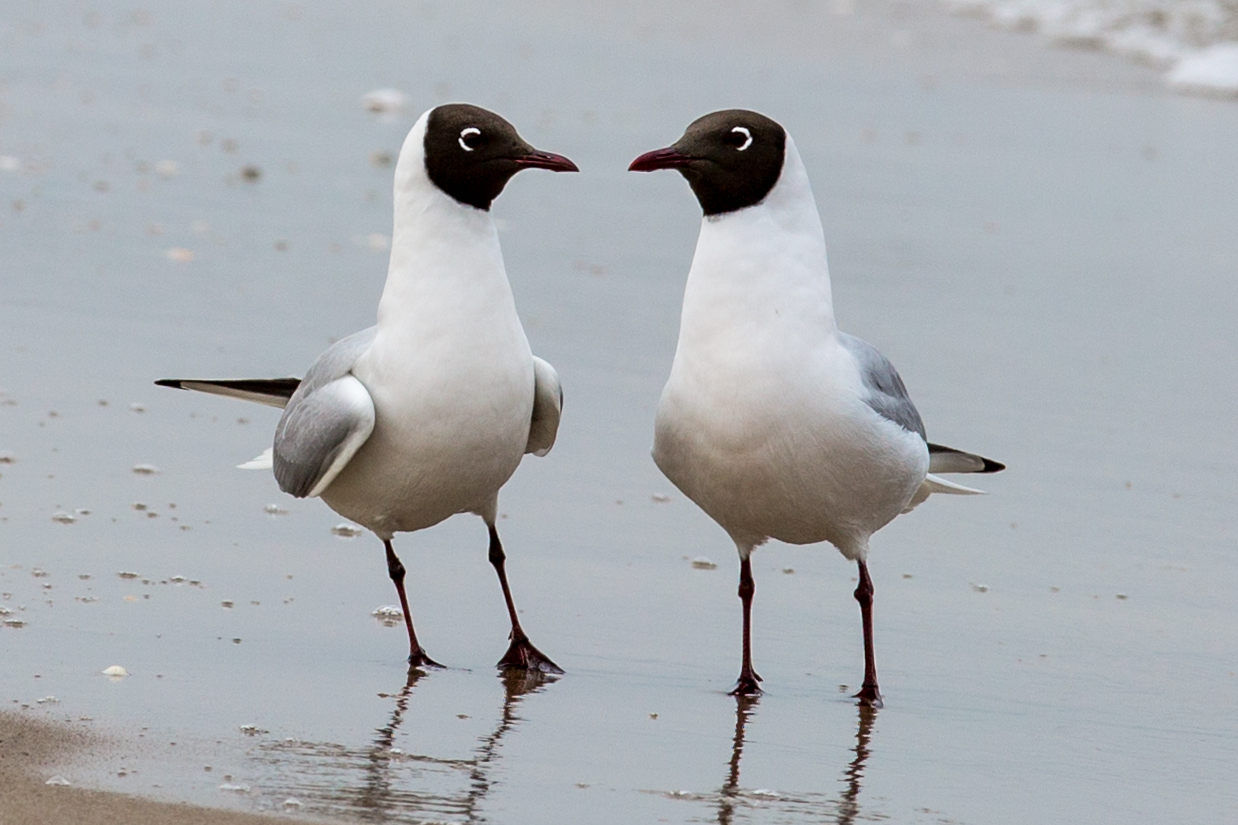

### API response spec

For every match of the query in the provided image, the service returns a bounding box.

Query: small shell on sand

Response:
[102,665,129,677]
[371,605,403,626]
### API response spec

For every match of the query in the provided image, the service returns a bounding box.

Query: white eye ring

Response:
[731,126,753,151]
[458,127,481,152]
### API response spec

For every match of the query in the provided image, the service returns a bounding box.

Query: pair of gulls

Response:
[159,104,1002,706]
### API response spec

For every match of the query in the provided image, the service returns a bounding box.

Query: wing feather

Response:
[274,375,374,498]
[526,356,563,457]
[270,327,379,498]
[154,377,301,409]
[838,333,926,440]
[927,443,1005,474]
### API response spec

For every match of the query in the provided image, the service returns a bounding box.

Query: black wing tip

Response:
[927,442,1006,474]
[979,458,1006,473]
[152,377,302,398]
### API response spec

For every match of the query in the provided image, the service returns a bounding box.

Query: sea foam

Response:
[947,0,1238,97]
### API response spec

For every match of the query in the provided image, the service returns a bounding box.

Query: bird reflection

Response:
[253,668,556,823]
[716,694,759,825]
[708,697,878,824]
[836,704,876,825]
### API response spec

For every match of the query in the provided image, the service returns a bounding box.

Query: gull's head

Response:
[629,109,786,217]
[418,103,578,211]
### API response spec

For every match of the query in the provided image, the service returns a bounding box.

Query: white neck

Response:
[375,111,513,332]
[678,136,836,347]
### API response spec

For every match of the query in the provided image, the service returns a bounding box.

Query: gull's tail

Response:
[156,378,296,471]
[238,448,274,470]
[154,377,301,409]
[904,442,1005,512]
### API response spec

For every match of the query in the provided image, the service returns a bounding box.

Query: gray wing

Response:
[838,332,926,440]
[273,327,378,498]
[526,356,562,457]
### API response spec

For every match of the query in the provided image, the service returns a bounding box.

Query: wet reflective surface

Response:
[3,1,1238,822]
[667,697,879,825]
[247,670,558,823]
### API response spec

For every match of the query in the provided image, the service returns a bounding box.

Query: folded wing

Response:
[154,377,301,408]
[836,332,1005,512]
[526,356,562,457]
[156,328,380,498]
[272,327,378,498]
[927,442,1005,474]
[274,375,374,498]
[838,332,927,440]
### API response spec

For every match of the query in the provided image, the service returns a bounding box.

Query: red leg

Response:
[729,556,763,696]
[384,540,442,670]
[488,525,562,674]
[852,560,882,708]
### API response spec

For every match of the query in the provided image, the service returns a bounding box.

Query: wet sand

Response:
[0,712,302,824]
[2,0,1237,822]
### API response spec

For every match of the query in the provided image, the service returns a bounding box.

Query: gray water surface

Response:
[2,1,1237,823]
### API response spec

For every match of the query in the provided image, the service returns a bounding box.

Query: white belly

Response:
[321,333,533,538]
[653,358,928,558]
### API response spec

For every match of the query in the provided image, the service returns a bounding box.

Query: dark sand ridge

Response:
[0,711,310,825]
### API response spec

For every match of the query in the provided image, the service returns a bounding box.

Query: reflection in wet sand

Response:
[667,699,879,824]
[251,669,556,823]
[715,694,759,825]
[836,705,876,825]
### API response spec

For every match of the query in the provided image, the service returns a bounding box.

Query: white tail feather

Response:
[923,473,985,495]
[903,473,986,513]
[237,448,273,470]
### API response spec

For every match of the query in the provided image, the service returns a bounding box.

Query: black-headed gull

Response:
[630,109,1003,705]
[159,104,577,674]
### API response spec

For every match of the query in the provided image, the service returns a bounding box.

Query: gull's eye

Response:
[727,126,753,151]
[458,127,482,152]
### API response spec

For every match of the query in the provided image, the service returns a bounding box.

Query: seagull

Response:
[630,110,1003,705]
[158,103,577,674]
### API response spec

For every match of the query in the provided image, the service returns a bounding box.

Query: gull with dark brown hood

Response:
[632,109,1004,705]
[158,103,577,676]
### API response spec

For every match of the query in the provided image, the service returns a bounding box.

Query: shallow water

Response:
[2,1,1237,823]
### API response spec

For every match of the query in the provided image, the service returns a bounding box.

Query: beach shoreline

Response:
[0,711,306,825]
[2,0,1236,822]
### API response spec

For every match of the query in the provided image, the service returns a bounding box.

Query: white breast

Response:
[653,137,927,559]
[318,111,534,537]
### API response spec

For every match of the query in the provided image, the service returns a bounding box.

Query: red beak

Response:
[628,146,693,172]
[513,150,579,172]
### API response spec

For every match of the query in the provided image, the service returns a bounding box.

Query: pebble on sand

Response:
[371,605,403,626]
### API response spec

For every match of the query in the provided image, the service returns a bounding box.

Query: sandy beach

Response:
[2,0,1236,822]
[1,712,301,824]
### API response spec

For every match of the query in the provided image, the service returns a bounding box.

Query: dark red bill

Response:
[514,150,579,172]
[628,146,692,172]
